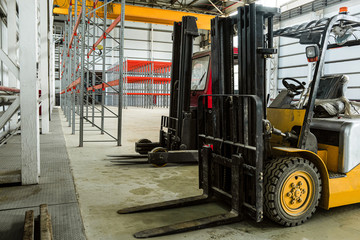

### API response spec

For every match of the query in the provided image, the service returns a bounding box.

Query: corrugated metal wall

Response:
[276,0,360,100]
[88,20,203,71]
[123,21,202,61]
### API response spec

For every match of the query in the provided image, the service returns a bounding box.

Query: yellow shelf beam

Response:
[53,3,216,30]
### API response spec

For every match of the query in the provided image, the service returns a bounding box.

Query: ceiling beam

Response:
[53,3,216,30]
[187,0,199,7]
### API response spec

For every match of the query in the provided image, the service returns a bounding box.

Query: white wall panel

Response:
[346,74,360,87]
[279,54,307,67]
[346,89,360,100]
[325,46,360,62]
[324,60,360,75]
[125,21,150,29]
[124,49,149,59]
[124,40,150,50]
[153,31,172,42]
[279,44,305,56]
[278,66,308,79]
[125,28,150,41]
[279,36,298,46]
[153,51,172,60]
[153,42,172,52]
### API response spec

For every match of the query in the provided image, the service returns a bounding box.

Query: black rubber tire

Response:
[150,147,167,167]
[137,138,152,144]
[137,139,152,154]
[264,157,322,227]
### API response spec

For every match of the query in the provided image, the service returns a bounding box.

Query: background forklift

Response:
[111,16,240,167]
[110,16,217,166]
[117,3,360,238]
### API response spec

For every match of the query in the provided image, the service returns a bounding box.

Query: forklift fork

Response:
[133,212,240,238]
[117,147,246,238]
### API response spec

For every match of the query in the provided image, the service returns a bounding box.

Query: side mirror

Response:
[306,45,319,62]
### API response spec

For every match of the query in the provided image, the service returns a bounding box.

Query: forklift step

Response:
[328,171,347,179]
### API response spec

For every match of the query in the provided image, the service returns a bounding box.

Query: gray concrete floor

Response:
[60,106,360,240]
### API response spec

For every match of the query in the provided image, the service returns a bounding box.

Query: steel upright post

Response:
[117,0,125,146]
[79,0,86,147]
[67,8,72,127]
[100,4,107,134]
[63,23,68,115]
[72,0,78,135]
[86,20,90,118]
[92,14,96,126]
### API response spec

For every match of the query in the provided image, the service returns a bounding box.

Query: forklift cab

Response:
[190,51,211,107]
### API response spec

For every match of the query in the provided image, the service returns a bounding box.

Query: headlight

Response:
[306,45,319,62]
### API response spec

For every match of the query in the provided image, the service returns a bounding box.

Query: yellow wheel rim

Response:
[280,171,314,216]
[151,147,167,168]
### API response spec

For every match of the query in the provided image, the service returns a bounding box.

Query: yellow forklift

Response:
[117,4,360,238]
[266,6,360,225]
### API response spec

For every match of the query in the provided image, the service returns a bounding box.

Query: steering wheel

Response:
[282,77,305,96]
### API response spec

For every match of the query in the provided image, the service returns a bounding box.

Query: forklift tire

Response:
[137,139,152,144]
[150,147,167,168]
[137,139,152,155]
[264,157,321,227]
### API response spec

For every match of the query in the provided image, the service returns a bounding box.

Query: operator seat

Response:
[314,75,349,117]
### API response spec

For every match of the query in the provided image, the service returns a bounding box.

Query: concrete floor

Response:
[60,106,360,240]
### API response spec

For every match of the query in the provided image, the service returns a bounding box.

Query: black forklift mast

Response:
[162,17,199,151]
[235,5,278,113]
[176,16,199,150]
[211,17,234,96]
[117,4,279,238]
[168,22,181,123]
[197,3,279,222]
[156,16,199,151]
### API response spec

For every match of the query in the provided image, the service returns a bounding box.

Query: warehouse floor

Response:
[0,108,86,240]
[60,106,360,240]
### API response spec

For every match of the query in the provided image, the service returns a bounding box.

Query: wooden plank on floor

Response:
[40,204,53,240]
[23,210,34,240]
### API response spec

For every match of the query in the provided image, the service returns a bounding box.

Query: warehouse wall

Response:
[276,0,360,100]
[123,21,202,61]
[56,19,205,94]
[88,20,203,70]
